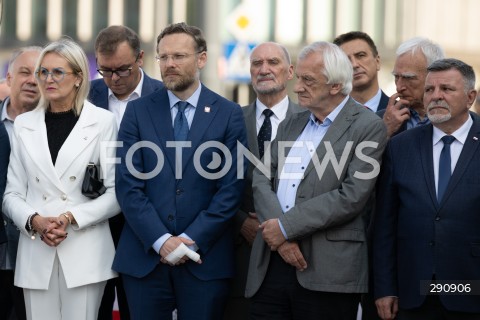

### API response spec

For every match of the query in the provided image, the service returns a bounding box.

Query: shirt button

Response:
[42,195,47,200]
[61,194,67,201]
[292,184,295,187]
[69,176,76,181]
[36,177,39,182]
[286,205,289,209]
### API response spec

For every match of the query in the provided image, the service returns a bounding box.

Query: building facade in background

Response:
[1,0,480,104]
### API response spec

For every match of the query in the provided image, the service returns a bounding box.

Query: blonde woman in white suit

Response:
[2,38,120,320]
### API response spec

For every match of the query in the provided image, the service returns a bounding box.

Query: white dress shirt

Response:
[432,115,472,197]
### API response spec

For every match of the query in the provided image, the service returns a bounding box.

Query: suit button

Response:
[435,216,440,221]
[61,194,67,201]
[168,215,174,221]
[429,241,435,246]
[176,189,182,195]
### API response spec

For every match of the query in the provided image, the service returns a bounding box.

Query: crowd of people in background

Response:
[1,22,480,320]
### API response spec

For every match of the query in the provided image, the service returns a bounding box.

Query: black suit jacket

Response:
[377,90,389,111]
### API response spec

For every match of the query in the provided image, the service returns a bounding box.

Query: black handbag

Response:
[81,162,106,199]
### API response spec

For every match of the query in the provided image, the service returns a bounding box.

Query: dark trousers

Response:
[122,263,230,320]
[97,276,129,320]
[361,292,382,320]
[97,214,130,320]
[399,295,480,320]
[250,252,360,320]
[0,270,26,320]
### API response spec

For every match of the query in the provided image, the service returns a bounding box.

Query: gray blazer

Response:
[230,99,301,298]
[246,97,387,297]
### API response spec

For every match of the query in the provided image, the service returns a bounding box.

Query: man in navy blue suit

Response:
[88,25,164,320]
[113,22,247,320]
[374,58,480,319]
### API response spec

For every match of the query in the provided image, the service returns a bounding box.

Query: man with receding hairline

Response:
[0,45,42,320]
[224,41,301,320]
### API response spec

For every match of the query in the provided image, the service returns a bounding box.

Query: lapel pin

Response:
[474,137,478,141]
[204,106,211,113]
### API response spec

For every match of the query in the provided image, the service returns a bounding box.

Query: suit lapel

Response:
[181,88,218,171]
[244,102,259,157]
[145,90,177,174]
[89,81,109,109]
[54,102,99,178]
[440,116,480,206]
[275,111,310,179]
[418,125,438,207]
[303,98,356,178]
[19,108,63,190]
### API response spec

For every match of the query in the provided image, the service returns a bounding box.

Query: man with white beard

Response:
[374,58,480,319]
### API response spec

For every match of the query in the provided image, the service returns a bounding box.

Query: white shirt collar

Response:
[1,97,13,122]
[255,96,289,121]
[363,89,382,112]
[107,69,145,102]
[168,83,202,110]
[432,114,473,146]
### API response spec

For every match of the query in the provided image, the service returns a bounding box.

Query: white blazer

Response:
[2,101,120,289]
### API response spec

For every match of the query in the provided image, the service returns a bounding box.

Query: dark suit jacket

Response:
[113,85,247,281]
[377,90,389,112]
[88,72,164,110]
[0,120,9,244]
[229,99,301,297]
[246,97,387,297]
[88,72,163,242]
[374,114,480,313]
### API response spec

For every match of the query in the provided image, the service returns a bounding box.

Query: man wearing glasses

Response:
[113,22,247,320]
[88,25,164,320]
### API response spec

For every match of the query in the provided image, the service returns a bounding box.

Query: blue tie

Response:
[257,109,274,159]
[174,101,189,141]
[437,135,455,202]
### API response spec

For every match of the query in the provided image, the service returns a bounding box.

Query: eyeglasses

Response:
[36,67,76,82]
[97,53,140,78]
[155,52,200,64]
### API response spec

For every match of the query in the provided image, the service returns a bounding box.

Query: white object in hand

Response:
[165,243,200,264]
